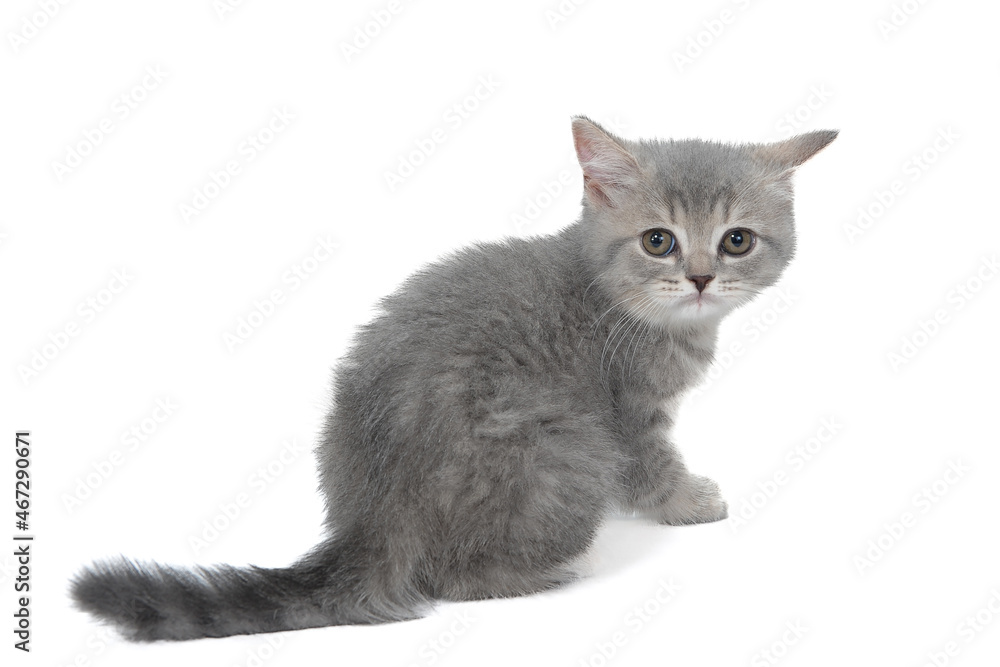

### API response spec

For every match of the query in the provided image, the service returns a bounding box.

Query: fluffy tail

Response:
[70,539,426,641]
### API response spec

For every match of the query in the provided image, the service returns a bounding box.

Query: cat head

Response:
[572,117,836,329]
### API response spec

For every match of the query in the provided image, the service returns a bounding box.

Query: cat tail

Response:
[69,537,429,641]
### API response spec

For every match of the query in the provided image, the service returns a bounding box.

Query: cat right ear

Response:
[572,116,642,209]
[758,130,839,172]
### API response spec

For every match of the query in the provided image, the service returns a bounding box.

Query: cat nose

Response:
[687,274,714,293]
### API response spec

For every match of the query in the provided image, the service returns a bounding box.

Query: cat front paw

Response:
[654,474,728,526]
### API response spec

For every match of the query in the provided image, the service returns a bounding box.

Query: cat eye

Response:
[641,229,675,256]
[721,229,754,256]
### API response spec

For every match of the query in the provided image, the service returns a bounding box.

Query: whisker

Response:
[589,293,645,338]
[600,296,652,375]
[581,277,600,309]
[605,297,654,378]
[624,300,659,380]
[625,299,663,375]
[599,295,656,385]
[589,292,648,356]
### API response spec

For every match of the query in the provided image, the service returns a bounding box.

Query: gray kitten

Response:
[71,117,836,640]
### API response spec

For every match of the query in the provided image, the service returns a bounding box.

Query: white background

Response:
[2,0,999,665]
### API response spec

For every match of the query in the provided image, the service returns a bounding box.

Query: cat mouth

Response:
[634,289,728,325]
[680,292,721,309]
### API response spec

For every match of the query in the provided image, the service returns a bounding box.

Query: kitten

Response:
[71,117,836,640]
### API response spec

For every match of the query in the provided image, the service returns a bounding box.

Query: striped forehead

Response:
[656,192,733,249]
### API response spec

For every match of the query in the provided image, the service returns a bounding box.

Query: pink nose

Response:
[688,274,714,293]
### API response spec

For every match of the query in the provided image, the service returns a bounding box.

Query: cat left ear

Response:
[572,116,642,209]
[758,130,838,172]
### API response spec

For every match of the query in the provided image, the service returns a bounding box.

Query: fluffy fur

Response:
[71,117,836,640]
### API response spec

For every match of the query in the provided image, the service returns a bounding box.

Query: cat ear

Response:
[758,130,838,172]
[572,116,642,208]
